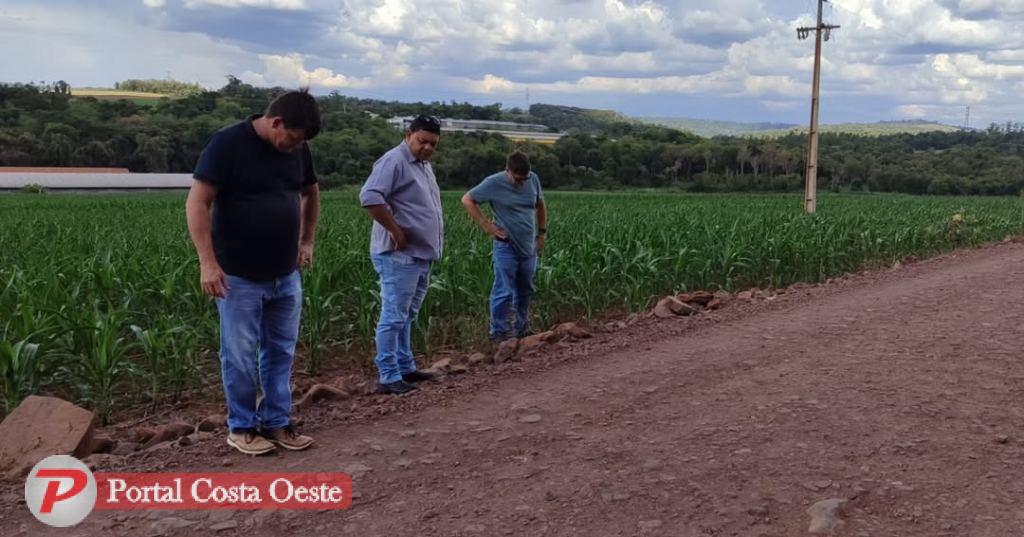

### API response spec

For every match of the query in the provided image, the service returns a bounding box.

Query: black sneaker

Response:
[378,380,417,395]
[489,332,514,342]
[402,370,436,383]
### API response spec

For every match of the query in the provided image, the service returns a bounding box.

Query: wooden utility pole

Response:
[797,0,839,214]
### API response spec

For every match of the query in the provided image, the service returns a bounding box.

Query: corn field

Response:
[2,191,1022,421]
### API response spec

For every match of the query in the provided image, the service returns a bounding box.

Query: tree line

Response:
[2,78,1023,195]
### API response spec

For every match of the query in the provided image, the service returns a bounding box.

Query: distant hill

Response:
[745,120,964,137]
[71,88,168,100]
[71,79,204,104]
[635,117,963,137]
[528,104,629,133]
[636,117,797,137]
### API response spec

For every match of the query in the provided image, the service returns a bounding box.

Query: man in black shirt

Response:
[186,90,321,455]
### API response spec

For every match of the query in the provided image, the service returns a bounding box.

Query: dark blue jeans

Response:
[490,240,537,338]
[215,270,302,433]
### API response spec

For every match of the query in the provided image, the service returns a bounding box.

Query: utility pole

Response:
[964,105,971,130]
[797,0,839,214]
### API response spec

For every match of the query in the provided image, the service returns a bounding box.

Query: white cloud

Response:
[987,49,1024,61]
[741,75,806,98]
[837,63,882,82]
[0,4,253,88]
[364,0,410,36]
[898,104,929,118]
[9,0,1024,124]
[333,0,1024,124]
[933,53,1024,79]
[184,0,308,9]
[468,74,517,94]
[241,53,372,88]
[465,72,730,95]
[761,99,801,111]
[831,0,1012,48]
[957,0,1024,15]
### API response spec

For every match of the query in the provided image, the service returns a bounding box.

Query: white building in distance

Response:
[0,167,192,190]
[387,117,566,145]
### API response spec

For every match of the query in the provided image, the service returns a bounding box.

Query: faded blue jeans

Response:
[490,240,537,339]
[215,270,301,433]
[371,251,432,384]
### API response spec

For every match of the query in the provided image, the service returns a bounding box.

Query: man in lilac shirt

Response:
[359,115,444,394]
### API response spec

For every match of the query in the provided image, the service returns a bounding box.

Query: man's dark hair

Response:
[506,151,531,175]
[265,89,322,139]
[408,114,442,135]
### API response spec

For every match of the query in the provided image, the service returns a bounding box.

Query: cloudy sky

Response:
[2,0,1023,126]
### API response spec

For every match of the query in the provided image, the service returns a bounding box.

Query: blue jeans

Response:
[490,240,537,338]
[371,251,432,384]
[215,270,301,433]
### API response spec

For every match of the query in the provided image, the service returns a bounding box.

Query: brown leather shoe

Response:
[263,424,314,451]
[226,429,276,455]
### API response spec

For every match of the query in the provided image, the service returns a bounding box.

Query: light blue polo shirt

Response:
[467,171,544,257]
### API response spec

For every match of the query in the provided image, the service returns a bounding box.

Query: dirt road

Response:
[7,241,1024,536]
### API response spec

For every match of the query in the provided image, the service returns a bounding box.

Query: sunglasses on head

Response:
[416,115,440,126]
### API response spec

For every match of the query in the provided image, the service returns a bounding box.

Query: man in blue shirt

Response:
[360,115,444,395]
[186,90,320,455]
[461,151,548,341]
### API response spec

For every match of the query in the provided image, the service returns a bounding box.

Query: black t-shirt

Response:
[193,115,317,281]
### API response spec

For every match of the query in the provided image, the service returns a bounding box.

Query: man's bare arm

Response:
[185,179,229,297]
[364,204,408,250]
[461,193,507,240]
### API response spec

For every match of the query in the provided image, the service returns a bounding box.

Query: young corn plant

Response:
[67,306,138,424]
[0,339,47,415]
[131,323,195,408]
[5,189,1024,417]
[301,282,343,375]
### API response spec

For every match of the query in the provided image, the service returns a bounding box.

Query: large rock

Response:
[89,434,115,454]
[519,331,557,353]
[654,296,690,318]
[82,453,122,471]
[111,442,140,456]
[296,384,350,409]
[554,322,592,340]
[678,290,715,306]
[672,301,700,316]
[131,426,158,444]
[807,498,846,534]
[331,377,352,393]
[196,414,227,432]
[493,338,519,364]
[0,395,95,479]
[604,321,627,332]
[429,358,453,372]
[142,421,195,449]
